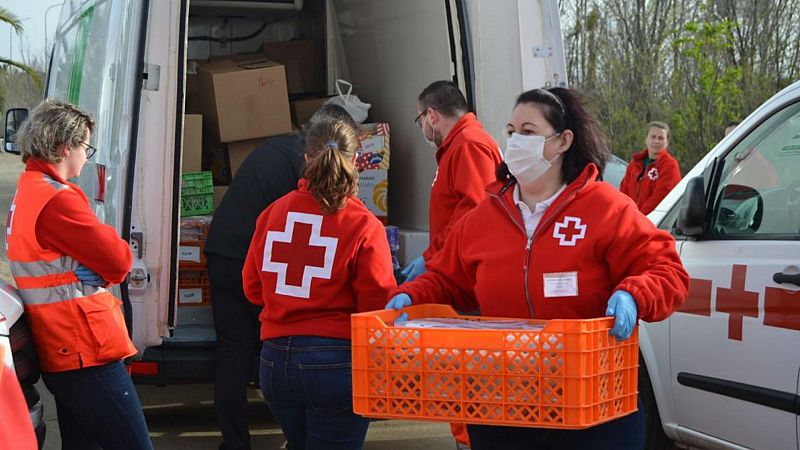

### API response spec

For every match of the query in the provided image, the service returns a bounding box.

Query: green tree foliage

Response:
[0,6,43,112]
[561,0,800,172]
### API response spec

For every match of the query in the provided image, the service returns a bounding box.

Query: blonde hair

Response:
[16,99,95,163]
[302,119,360,214]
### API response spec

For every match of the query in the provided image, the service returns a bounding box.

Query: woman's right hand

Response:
[385,293,412,324]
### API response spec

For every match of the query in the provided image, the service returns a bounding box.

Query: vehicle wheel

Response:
[639,354,675,450]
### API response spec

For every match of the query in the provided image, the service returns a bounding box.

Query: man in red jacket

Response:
[620,121,681,214]
[403,81,501,449]
[403,81,502,283]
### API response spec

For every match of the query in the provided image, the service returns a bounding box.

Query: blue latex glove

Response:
[385,293,412,324]
[75,264,106,287]
[605,290,638,341]
[401,256,426,283]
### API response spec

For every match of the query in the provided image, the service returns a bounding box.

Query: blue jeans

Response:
[259,336,369,450]
[467,396,644,450]
[41,361,152,450]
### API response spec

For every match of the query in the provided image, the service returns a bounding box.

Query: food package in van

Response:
[357,169,388,225]
[325,79,371,124]
[356,123,390,171]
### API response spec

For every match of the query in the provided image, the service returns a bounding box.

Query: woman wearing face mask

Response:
[385,87,689,450]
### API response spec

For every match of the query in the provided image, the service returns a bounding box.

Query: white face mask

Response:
[504,133,555,184]
[420,115,438,149]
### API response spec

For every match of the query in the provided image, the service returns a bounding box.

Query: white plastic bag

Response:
[325,79,371,124]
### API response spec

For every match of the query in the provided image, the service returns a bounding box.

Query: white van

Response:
[640,79,800,449]
[3,0,568,385]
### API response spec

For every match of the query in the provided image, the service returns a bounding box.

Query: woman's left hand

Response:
[75,264,107,287]
[605,290,638,340]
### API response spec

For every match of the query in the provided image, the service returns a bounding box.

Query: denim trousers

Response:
[466,395,644,450]
[41,360,153,450]
[259,336,369,450]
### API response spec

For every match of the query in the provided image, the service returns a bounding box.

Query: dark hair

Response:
[302,118,360,214]
[497,87,610,185]
[725,120,740,128]
[417,80,468,118]
[307,104,358,129]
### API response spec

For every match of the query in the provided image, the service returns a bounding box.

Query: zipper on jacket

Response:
[489,191,535,318]
[523,235,534,318]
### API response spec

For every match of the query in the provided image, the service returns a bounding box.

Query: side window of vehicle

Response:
[709,102,800,237]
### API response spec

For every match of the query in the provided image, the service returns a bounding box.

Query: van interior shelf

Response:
[190,0,303,16]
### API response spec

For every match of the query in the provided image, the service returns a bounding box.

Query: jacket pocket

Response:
[76,292,135,362]
[299,362,354,416]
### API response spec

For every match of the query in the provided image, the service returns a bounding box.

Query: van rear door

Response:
[45,0,149,335]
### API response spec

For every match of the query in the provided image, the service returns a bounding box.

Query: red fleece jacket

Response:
[424,113,502,261]
[243,179,397,340]
[620,149,681,214]
[396,164,689,322]
[26,160,132,284]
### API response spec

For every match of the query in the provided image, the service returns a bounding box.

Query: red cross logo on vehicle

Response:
[647,167,659,181]
[262,212,338,299]
[552,216,587,246]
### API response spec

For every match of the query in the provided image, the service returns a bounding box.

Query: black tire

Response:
[640,353,675,450]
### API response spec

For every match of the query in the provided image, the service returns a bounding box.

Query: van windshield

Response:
[47,0,144,233]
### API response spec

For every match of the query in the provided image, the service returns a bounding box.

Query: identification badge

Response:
[543,271,578,298]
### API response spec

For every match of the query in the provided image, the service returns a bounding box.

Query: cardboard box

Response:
[358,169,388,224]
[262,40,325,94]
[198,59,292,142]
[182,114,203,173]
[290,97,330,127]
[213,186,228,209]
[227,139,261,178]
[356,123,390,171]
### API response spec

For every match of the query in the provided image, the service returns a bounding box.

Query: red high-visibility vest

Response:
[7,171,136,372]
[0,345,37,450]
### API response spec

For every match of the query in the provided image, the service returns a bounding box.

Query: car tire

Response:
[640,353,675,450]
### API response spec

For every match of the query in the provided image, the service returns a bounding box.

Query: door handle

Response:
[772,272,800,287]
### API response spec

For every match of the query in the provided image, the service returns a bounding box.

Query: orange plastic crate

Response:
[351,304,638,429]
[178,269,211,306]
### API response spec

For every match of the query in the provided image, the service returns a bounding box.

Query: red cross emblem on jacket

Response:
[647,167,659,181]
[262,212,338,299]
[552,216,587,246]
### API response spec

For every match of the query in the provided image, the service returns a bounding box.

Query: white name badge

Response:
[543,271,578,298]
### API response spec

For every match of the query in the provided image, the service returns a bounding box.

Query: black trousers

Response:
[208,254,262,450]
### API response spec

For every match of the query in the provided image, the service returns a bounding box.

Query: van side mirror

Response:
[675,177,706,236]
[4,108,29,154]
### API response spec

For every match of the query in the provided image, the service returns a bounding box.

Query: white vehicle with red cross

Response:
[640,79,800,449]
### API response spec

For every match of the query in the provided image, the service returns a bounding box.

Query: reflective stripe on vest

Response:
[7,170,136,372]
[10,258,104,305]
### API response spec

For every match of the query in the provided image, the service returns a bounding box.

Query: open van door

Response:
[337,0,566,231]
[45,0,150,336]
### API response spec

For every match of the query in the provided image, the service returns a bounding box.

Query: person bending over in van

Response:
[387,88,689,450]
[8,99,152,449]
[242,117,396,449]
[619,121,681,214]
[205,104,356,450]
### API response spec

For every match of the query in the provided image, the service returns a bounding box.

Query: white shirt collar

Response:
[513,183,567,212]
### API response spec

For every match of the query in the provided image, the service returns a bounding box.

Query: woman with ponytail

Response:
[243,118,396,449]
[386,88,689,449]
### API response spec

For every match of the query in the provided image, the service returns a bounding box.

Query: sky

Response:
[3,0,63,64]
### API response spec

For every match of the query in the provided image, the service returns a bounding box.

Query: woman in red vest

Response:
[8,100,151,449]
[387,88,689,450]
[243,115,396,449]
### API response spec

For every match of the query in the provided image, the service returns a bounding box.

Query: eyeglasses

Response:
[414,110,427,128]
[80,142,97,159]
